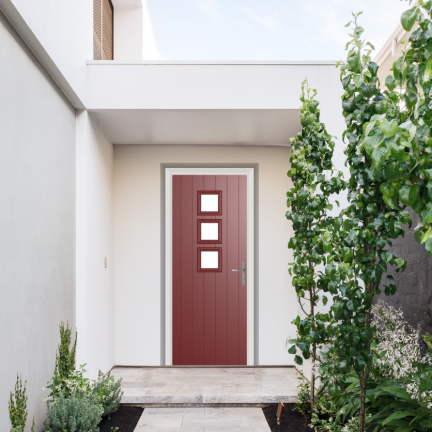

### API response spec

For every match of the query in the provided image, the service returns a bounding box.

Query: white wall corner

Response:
[112,0,158,60]
[76,110,89,369]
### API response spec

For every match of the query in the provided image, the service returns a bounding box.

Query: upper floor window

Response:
[93,0,114,60]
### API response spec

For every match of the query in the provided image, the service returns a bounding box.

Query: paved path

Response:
[112,366,299,404]
[134,407,270,431]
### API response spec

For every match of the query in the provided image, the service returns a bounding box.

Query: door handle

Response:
[232,261,246,285]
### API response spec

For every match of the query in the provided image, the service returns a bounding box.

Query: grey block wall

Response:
[376,209,432,334]
[0,10,76,431]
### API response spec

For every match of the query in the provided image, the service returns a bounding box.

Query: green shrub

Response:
[91,370,123,417]
[294,378,311,416]
[9,375,34,432]
[48,323,77,400]
[47,364,92,401]
[43,394,102,432]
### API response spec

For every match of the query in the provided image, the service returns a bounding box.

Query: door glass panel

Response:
[200,222,219,241]
[201,250,219,268]
[201,194,219,212]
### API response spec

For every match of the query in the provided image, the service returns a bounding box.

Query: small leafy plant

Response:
[91,370,123,418]
[43,393,102,432]
[294,377,311,416]
[47,322,77,400]
[9,375,34,432]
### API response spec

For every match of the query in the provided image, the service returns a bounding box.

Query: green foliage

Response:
[338,375,432,432]
[91,370,123,418]
[424,334,432,350]
[310,391,346,432]
[47,364,92,400]
[287,79,346,409]
[43,393,102,432]
[294,377,311,416]
[320,11,409,432]
[9,375,28,432]
[48,323,77,399]
[367,1,432,257]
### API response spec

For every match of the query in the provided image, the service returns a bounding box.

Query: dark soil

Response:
[262,404,313,432]
[98,405,144,432]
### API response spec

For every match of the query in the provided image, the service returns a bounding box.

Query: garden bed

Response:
[99,405,144,432]
[262,404,312,432]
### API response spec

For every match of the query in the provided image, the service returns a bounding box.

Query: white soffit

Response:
[90,109,300,145]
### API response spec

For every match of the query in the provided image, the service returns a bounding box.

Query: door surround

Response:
[165,168,255,365]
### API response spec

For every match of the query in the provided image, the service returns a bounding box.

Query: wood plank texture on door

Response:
[172,175,247,365]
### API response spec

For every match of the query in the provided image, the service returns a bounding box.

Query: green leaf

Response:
[325,264,336,279]
[395,258,406,269]
[294,355,303,365]
[421,228,432,244]
[398,210,411,225]
[347,49,361,73]
[288,345,297,355]
[341,247,353,263]
[385,75,396,91]
[364,132,385,155]
[349,333,360,345]
[401,7,418,31]
[384,161,401,182]
[381,119,399,137]
[425,58,432,82]
[382,251,394,263]
[383,410,418,426]
[399,185,419,206]
[299,320,312,336]
[425,237,432,253]
[347,299,358,311]
[372,146,389,170]
[322,296,328,306]
[394,426,414,432]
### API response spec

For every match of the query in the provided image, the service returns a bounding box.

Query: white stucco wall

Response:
[0,11,76,430]
[1,0,92,104]
[113,1,158,61]
[76,111,114,378]
[113,144,297,365]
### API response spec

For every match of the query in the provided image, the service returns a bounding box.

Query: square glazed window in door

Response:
[198,248,222,272]
[198,219,222,244]
[197,191,222,216]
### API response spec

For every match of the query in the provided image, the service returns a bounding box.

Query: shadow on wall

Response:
[377,209,432,334]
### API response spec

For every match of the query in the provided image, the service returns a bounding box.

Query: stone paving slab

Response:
[113,367,299,405]
[134,407,270,431]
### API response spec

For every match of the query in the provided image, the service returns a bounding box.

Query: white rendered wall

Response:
[86,63,334,110]
[0,11,76,430]
[113,1,158,61]
[1,0,93,104]
[113,144,296,365]
[76,111,114,378]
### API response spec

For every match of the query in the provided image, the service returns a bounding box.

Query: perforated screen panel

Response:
[93,0,114,60]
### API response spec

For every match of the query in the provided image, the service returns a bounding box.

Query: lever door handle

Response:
[232,261,246,285]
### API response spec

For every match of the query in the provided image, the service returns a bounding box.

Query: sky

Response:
[147,0,409,61]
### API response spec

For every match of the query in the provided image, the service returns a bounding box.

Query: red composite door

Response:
[172,175,247,365]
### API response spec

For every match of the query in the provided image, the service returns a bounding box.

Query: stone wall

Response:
[376,209,432,334]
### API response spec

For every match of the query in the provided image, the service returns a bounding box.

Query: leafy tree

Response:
[320,12,410,432]
[376,0,432,255]
[286,80,345,411]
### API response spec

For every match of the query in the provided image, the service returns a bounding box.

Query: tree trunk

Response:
[358,383,366,432]
[310,354,315,412]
